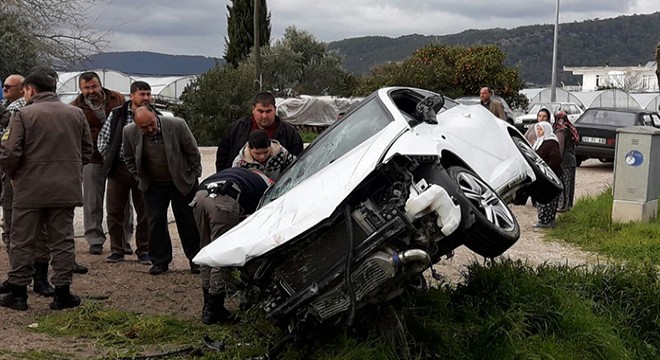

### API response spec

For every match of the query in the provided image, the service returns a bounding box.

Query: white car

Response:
[193,87,562,337]
[514,102,584,132]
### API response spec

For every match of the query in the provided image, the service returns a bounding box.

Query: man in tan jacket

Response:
[0,70,93,311]
[479,87,506,121]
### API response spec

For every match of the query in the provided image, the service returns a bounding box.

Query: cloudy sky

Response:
[87,0,658,58]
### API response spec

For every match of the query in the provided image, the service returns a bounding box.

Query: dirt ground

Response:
[0,152,614,357]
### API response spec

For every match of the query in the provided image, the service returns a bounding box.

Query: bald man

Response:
[479,87,506,121]
[122,106,202,275]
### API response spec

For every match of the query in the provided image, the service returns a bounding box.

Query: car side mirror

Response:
[416,95,445,124]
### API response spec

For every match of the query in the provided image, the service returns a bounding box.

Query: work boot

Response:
[33,262,55,297]
[49,285,81,310]
[0,279,10,294]
[201,287,210,320]
[202,293,239,325]
[73,262,88,275]
[0,284,28,311]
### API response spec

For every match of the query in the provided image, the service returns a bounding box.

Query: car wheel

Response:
[447,166,520,258]
[512,137,563,204]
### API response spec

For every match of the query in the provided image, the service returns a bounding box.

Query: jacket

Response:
[215,115,304,172]
[123,115,202,195]
[535,140,562,178]
[232,139,296,181]
[70,88,125,164]
[0,92,93,208]
[482,100,506,121]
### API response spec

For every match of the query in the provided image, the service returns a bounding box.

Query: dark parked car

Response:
[574,107,660,166]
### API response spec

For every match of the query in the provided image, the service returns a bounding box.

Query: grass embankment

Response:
[6,188,660,359]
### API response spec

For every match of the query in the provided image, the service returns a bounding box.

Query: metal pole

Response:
[254,0,262,91]
[550,0,560,102]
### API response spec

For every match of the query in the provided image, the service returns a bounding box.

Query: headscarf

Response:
[532,121,558,151]
[553,111,580,145]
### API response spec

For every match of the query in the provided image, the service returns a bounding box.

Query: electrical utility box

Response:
[612,126,660,223]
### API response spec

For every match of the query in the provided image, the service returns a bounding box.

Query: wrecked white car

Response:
[194,87,562,348]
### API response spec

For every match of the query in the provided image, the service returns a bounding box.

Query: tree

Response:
[656,42,660,94]
[261,26,356,96]
[224,0,271,67]
[354,44,527,109]
[0,0,107,78]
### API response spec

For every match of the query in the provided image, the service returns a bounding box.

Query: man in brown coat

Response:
[479,87,506,121]
[0,71,93,311]
[70,72,130,255]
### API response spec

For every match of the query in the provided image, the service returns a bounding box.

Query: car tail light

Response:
[606,138,616,146]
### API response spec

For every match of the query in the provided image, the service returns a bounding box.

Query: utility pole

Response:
[550,0,560,102]
[254,0,262,91]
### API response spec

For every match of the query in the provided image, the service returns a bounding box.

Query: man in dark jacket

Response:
[191,167,271,324]
[70,71,127,255]
[0,71,93,311]
[215,92,303,172]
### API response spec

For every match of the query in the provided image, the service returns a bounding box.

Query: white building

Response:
[563,62,658,93]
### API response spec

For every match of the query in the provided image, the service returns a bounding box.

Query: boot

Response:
[49,285,81,310]
[0,284,28,311]
[0,279,10,294]
[202,293,239,325]
[33,262,55,297]
[201,287,210,321]
[73,262,88,275]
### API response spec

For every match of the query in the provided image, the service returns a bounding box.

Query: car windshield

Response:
[528,103,563,115]
[576,110,639,127]
[261,95,393,205]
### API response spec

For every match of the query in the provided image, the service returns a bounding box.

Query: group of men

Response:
[0,70,304,325]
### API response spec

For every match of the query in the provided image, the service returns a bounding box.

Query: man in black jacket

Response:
[215,92,303,172]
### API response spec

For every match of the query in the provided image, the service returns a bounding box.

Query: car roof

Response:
[585,107,656,114]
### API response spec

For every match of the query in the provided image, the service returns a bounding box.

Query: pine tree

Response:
[224,0,271,67]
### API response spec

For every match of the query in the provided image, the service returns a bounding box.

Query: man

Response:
[97,81,151,265]
[123,106,202,275]
[191,167,271,324]
[70,72,129,255]
[215,92,303,172]
[479,87,506,121]
[232,129,296,181]
[0,74,56,297]
[0,70,93,311]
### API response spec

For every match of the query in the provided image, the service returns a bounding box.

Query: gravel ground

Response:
[0,151,614,357]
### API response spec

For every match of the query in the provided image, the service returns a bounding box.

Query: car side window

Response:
[642,114,653,126]
[650,114,660,127]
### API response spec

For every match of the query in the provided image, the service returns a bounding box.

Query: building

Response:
[563,62,658,93]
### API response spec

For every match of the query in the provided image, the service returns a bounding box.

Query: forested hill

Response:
[69,52,222,76]
[328,12,660,86]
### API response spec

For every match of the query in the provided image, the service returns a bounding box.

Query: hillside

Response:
[68,51,222,76]
[328,12,660,86]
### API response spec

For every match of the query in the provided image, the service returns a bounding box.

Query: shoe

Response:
[0,279,10,294]
[73,262,89,274]
[89,244,103,255]
[556,208,569,213]
[0,284,28,311]
[138,254,151,265]
[190,263,201,274]
[202,293,239,324]
[124,248,133,256]
[149,264,169,275]
[33,262,55,297]
[533,222,555,229]
[105,253,125,263]
[50,285,81,310]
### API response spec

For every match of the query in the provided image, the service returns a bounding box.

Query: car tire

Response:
[447,166,520,258]
[511,136,563,204]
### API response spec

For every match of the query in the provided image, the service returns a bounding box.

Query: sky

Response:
[87,0,658,58]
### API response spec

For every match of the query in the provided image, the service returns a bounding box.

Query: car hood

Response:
[193,121,409,267]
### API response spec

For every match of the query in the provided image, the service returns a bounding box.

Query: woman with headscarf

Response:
[532,121,562,228]
[553,111,579,212]
[524,108,552,145]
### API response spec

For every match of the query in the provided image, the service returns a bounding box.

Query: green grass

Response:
[300,131,319,143]
[549,187,660,264]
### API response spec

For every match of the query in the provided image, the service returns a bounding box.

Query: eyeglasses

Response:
[2,84,19,90]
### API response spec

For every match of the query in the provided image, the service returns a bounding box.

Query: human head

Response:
[133,105,159,136]
[554,111,567,126]
[479,87,492,103]
[30,66,58,92]
[129,81,152,110]
[78,71,103,102]
[2,74,24,103]
[537,108,551,122]
[22,71,55,102]
[251,91,277,129]
[248,129,271,165]
[535,121,553,139]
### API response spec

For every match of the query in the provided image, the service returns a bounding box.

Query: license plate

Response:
[583,136,606,144]
[523,124,532,128]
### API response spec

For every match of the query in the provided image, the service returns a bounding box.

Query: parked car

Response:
[193,87,562,356]
[574,107,660,166]
[454,95,515,124]
[514,102,584,132]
